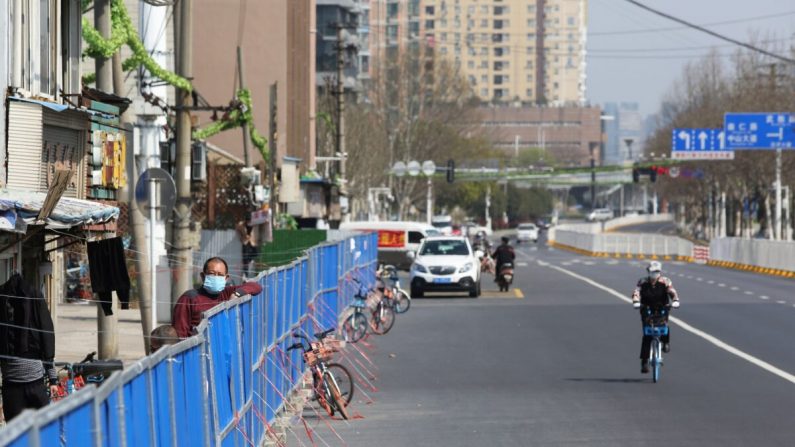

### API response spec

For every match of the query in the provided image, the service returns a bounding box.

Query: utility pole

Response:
[237,46,250,167]
[335,24,348,221]
[95,0,118,360]
[172,0,193,306]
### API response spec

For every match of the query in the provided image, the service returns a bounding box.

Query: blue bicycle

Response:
[643,307,669,383]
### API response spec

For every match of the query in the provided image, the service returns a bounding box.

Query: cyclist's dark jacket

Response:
[492,244,515,267]
[632,277,678,308]
[172,282,263,338]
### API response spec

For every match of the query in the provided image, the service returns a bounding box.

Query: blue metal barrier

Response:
[0,233,378,447]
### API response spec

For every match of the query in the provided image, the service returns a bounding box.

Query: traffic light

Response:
[650,166,657,183]
[632,168,640,183]
[446,159,455,183]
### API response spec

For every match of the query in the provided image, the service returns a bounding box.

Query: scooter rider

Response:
[632,261,680,374]
[492,236,515,281]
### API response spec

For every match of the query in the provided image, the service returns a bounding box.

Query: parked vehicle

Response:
[516,223,539,243]
[339,221,439,270]
[409,236,481,298]
[586,208,614,222]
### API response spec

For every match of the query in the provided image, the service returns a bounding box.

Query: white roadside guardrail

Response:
[547,215,794,277]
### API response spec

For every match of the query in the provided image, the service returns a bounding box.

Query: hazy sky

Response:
[586,0,795,117]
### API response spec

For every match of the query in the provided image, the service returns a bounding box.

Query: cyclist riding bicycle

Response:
[631,261,680,374]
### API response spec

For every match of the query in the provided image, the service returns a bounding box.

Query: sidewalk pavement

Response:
[55,302,146,364]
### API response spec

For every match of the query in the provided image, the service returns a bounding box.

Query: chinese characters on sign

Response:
[91,130,127,189]
[724,113,795,149]
[377,230,405,248]
[670,128,734,160]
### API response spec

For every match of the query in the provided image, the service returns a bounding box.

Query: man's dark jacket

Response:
[0,273,56,362]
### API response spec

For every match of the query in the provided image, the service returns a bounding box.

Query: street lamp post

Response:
[393,160,436,224]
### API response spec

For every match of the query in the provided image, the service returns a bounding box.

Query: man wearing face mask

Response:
[172,257,263,338]
[631,261,680,374]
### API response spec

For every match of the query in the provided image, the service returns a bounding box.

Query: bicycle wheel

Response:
[343,312,368,343]
[370,301,396,335]
[651,340,661,383]
[326,363,354,405]
[395,289,411,314]
[324,371,350,420]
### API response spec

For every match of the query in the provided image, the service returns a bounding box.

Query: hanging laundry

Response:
[87,237,131,316]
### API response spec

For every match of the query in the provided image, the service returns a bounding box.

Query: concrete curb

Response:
[705,259,795,279]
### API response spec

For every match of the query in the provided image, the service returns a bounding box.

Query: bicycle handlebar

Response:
[73,360,123,377]
[315,328,335,340]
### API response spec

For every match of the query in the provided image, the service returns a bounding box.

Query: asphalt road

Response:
[289,236,795,446]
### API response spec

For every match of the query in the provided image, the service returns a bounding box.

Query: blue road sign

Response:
[724,113,795,149]
[671,128,733,160]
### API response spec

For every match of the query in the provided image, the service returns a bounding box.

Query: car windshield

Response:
[518,224,536,230]
[420,240,470,256]
[431,222,451,228]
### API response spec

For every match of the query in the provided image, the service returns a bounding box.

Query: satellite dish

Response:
[407,161,421,176]
[421,160,436,177]
[392,161,407,177]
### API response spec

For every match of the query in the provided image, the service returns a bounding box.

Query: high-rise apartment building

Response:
[423,0,587,105]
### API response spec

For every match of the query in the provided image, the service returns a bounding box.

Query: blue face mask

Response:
[203,275,227,294]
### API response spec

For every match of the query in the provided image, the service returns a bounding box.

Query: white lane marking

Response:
[718,283,726,287]
[760,296,770,300]
[605,260,619,265]
[730,286,740,291]
[583,261,596,266]
[686,275,694,279]
[707,280,715,285]
[777,301,787,305]
[538,260,795,386]
[531,247,539,251]
[744,291,754,295]
[561,262,572,266]
[517,262,528,267]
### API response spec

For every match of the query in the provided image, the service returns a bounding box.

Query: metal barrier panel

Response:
[123,371,154,447]
[0,234,378,447]
[151,360,172,447]
[171,346,209,447]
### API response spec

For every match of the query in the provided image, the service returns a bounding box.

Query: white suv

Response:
[516,223,539,243]
[409,236,481,298]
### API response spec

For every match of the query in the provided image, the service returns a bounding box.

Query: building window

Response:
[387,3,399,19]
[481,88,489,97]
[526,47,534,55]
[494,61,504,71]
[468,19,475,28]
[527,19,536,27]
[441,19,448,27]
[480,47,488,55]
[494,75,503,85]
[426,5,435,15]
[362,55,370,72]
[425,20,435,29]
[480,60,488,69]
[468,75,477,85]
[568,16,576,26]
[387,25,399,41]
[492,34,503,43]
[528,5,536,13]
[480,5,489,14]
[441,47,448,55]
[468,5,475,14]
[481,75,488,83]
[494,89,505,99]
[455,32,461,42]
[494,20,504,29]
[553,82,559,89]
[468,47,476,56]
[441,33,447,42]
[481,19,488,27]
[409,0,420,16]
[526,88,533,97]
[468,60,475,69]
[494,6,504,15]
[409,22,420,36]
[526,74,533,82]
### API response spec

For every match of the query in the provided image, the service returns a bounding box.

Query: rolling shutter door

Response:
[6,102,44,192]
[42,125,84,199]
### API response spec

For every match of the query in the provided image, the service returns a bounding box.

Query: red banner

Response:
[377,230,405,248]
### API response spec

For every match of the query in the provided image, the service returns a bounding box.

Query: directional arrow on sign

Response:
[698,131,708,149]
[678,131,691,150]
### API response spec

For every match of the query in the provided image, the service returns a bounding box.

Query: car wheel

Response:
[411,285,424,298]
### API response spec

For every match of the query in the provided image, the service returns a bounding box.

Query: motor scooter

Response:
[497,262,514,292]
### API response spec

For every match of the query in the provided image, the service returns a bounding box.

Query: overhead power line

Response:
[590,9,795,36]
[624,0,795,64]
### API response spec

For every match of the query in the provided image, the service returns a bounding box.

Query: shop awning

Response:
[8,96,116,120]
[0,190,119,232]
